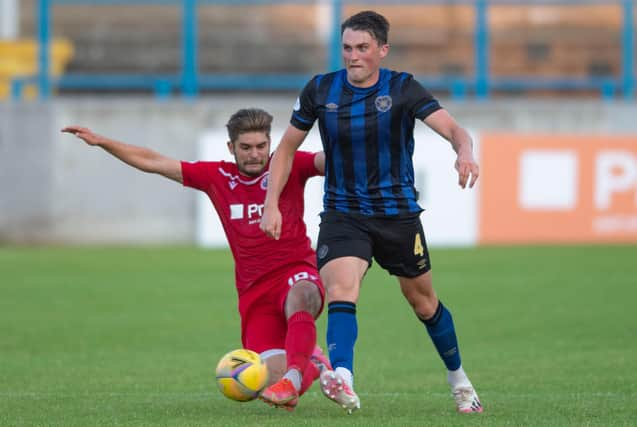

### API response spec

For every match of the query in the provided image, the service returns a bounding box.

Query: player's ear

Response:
[227,141,235,155]
[379,43,389,59]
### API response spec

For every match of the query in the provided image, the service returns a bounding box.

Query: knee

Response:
[286,281,322,317]
[325,279,360,302]
[412,296,439,320]
[402,288,439,319]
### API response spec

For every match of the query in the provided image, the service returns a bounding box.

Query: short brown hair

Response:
[341,10,390,45]
[226,108,273,143]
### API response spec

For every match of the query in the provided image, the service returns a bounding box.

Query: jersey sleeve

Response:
[293,151,322,181]
[181,160,218,192]
[290,76,319,131]
[401,73,442,121]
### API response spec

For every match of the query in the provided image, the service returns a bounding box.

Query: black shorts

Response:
[316,211,431,278]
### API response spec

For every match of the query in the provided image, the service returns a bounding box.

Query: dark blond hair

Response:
[226,108,273,143]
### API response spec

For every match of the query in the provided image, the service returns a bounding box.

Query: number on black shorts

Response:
[414,233,424,257]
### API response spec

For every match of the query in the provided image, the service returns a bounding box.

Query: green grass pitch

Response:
[1,245,636,426]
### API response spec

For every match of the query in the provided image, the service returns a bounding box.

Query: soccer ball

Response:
[215,349,269,402]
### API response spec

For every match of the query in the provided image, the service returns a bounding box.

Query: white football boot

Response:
[452,385,483,413]
[319,370,360,414]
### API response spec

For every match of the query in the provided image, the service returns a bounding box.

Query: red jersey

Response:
[181,151,321,295]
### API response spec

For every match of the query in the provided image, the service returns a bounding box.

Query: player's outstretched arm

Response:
[61,126,183,184]
[423,110,479,189]
[260,125,308,240]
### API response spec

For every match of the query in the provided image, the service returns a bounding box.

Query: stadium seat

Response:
[0,38,74,100]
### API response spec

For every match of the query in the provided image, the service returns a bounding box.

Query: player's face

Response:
[342,28,389,88]
[228,131,271,177]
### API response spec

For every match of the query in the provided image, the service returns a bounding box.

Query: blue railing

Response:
[16,0,637,100]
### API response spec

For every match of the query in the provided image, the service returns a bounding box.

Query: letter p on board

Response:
[595,151,637,210]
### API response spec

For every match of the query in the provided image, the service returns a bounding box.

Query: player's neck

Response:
[347,70,380,89]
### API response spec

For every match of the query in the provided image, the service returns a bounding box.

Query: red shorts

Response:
[238,262,324,353]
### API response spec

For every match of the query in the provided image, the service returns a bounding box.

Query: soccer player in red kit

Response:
[62,108,330,411]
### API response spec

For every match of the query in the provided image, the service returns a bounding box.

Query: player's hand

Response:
[455,150,479,189]
[260,204,282,240]
[61,126,102,146]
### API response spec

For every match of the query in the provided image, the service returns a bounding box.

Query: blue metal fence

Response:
[16,0,637,100]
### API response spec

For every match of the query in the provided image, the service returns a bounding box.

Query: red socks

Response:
[285,311,316,394]
[299,358,319,395]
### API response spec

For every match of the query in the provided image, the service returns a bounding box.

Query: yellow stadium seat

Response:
[0,38,74,100]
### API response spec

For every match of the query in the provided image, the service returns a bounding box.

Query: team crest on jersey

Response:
[375,95,392,112]
[325,103,339,113]
[228,180,238,190]
[260,175,268,190]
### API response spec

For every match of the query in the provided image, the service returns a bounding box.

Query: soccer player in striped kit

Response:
[261,11,482,414]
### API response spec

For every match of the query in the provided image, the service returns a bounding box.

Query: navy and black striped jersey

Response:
[291,68,442,217]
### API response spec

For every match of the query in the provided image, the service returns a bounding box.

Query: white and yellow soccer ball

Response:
[215,349,269,402]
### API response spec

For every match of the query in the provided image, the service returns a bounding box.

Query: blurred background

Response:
[1,0,636,247]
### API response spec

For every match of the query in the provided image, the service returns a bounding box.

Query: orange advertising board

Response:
[479,134,637,244]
